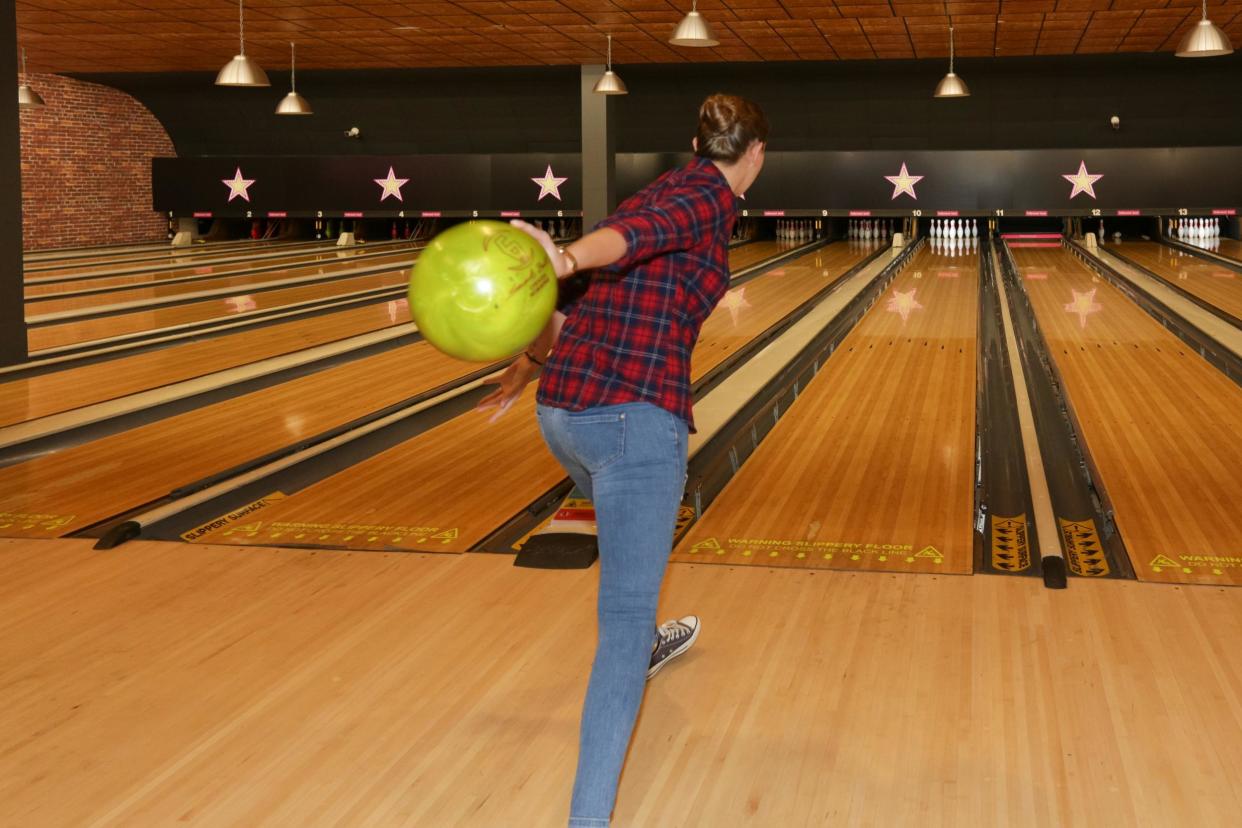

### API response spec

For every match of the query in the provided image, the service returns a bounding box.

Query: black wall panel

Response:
[82,66,581,157]
[83,52,1242,159]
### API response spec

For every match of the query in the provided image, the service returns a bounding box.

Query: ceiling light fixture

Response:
[670,0,719,47]
[593,35,628,95]
[1175,0,1233,57]
[275,42,312,115]
[17,48,45,109]
[216,0,270,87]
[934,26,971,98]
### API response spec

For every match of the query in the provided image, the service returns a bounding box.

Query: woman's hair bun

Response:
[695,94,769,164]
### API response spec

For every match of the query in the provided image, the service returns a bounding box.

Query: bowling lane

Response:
[185,241,883,552]
[25,247,423,315]
[5,240,798,426]
[676,243,979,574]
[1213,237,1242,263]
[29,270,409,352]
[0,300,409,427]
[23,238,336,271]
[1011,246,1242,586]
[25,240,409,288]
[1107,240,1242,321]
[0,243,810,539]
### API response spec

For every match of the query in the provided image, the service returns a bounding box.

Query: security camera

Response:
[345,127,361,139]
[1110,115,1120,130]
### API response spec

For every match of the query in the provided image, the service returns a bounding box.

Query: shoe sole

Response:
[647,622,701,680]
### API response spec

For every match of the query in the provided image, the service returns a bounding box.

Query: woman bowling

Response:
[480,92,768,828]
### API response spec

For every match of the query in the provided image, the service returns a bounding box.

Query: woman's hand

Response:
[509,219,575,279]
[476,355,538,422]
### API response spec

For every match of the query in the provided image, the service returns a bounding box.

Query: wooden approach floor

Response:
[2,538,1239,827]
[675,243,979,574]
[1108,240,1241,321]
[1011,246,1242,587]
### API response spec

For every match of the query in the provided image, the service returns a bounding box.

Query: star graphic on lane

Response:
[884,163,924,200]
[1062,161,1103,200]
[374,166,410,202]
[531,164,568,201]
[222,168,255,202]
[718,285,753,327]
[885,287,924,323]
[1064,288,1102,328]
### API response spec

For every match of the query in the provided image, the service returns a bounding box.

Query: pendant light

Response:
[592,35,628,95]
[933,26,970,98]
[216,0,270,87]
[275,42,313,114]
[17,48,45,109]
[1175,0,1233,57]
[669,0,719,47]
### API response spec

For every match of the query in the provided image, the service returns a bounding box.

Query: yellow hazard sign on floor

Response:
[991,515,1031,572]
[181,493,286,542]
[1059,518,1110,577]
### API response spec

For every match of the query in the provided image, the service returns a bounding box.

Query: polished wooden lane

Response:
[1214,237,1242,262]
[22,237,294,264]
[28,240,799,351]
[0,301,409,427]
[0,244,807,539]
[29,270,410,351]
[1108,240,1242,320]
[23,238,337,272]
[189,242,882,552]
[2,539,1239,826]
[675,244,978,574]
[1011,245,1242,586]
[2,242,794,426]
[24,240,409,289]
[25,248,422,314]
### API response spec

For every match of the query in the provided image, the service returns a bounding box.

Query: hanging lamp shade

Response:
[275,42,312,114]
[669,1,718,47]
[17,48,45,109]
[276,90,312,114]
[216,0,269,86]
[593,70,628,95]
[18,84,45,109]
[933,26,970,98]
[592,35,628,95]
[1176,0,1233,57]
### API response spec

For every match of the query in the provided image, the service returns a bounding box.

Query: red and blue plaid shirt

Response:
[537,155,737,431]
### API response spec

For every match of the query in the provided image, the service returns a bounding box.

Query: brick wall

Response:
[19,74,174,251]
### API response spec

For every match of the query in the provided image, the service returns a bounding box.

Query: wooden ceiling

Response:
[16,0,1242,73]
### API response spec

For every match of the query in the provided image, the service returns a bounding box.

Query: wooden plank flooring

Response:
[675,243,979,574]
[1108,240,1242,320]
[1012,246,1242,586]
[1,538,1238,826]
[187,242,881,553]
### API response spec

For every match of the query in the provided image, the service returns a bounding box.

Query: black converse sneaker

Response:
[648,615,701,679]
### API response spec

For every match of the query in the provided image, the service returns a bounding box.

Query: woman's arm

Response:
[475,309,566,422]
